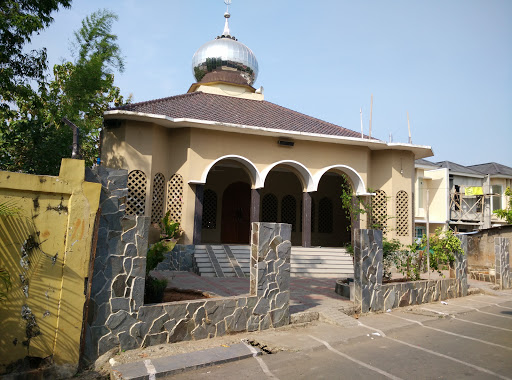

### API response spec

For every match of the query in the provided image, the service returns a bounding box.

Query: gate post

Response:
[353,229,383,313]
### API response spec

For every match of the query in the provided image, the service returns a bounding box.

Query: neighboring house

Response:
[101,7,433,247]
[468,162,512,226]
[414,160,512,237]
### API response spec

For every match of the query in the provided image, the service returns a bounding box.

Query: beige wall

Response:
[102,121,419,245]
[369,150,415,245]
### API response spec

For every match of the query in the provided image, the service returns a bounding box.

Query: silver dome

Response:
[192,37,259,86]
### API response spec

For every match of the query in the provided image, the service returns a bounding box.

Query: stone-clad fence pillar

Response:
[354,229,468,313]
[495,237,510,289]
[353,229,383,313]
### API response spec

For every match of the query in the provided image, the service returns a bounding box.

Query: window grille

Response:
[202,189,217,229]
[261,193,278,222]
[372,190,388,231]
[318,197,333,233]
[127,170,147,216]
[281,195,297,232]
[150,173,165,224]
[167,174,183,223]
[396,190,409,236]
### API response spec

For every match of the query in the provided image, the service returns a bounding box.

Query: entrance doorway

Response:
[221,181,251,244]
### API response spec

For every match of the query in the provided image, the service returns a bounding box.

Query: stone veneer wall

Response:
[83,167,150,363]
[353,229,383,313]
[495,237,510,289]
[353,229,468,313]
[156,244,197,273]
[84,174,292,362]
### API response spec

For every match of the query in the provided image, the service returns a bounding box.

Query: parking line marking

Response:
[388,314,512,351]
[455,305,512,319]
[242,341,279,379]
[308,335,403,380]
[420,307,512,332]
[469,299,512,310]
[358,322,512,380]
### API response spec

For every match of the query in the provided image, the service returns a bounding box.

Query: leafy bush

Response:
[160,211,182,240]
[144,275,167,304]
[146,241,168,275]
[382,238,402,280]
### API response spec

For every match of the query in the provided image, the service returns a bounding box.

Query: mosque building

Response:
[101,3,433,248]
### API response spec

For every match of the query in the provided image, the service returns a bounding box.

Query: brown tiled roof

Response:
[113,92,369,139]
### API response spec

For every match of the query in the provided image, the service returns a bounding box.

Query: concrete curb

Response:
[110,342,261,379]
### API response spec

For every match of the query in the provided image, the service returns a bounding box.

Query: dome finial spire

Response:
[223,0,232,36]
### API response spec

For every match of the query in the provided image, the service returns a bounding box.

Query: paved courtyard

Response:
[152,271,354,316]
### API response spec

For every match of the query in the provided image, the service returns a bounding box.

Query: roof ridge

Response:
[114,92,201,110]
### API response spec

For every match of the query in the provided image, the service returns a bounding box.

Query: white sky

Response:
[28,0,512,166]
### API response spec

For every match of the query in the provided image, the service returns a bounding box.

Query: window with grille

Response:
[166,174,184,223]
[372,190,388,231]
[492,185,503,211]
[281,195,297,232]
[318,197,333,233]
[202,189,217,229]
[261,193,278,222]
[150,173,165,224]
[127,170,147,216]
[396,190,409,236]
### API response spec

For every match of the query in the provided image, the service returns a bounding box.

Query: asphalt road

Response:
[168,298,512,380]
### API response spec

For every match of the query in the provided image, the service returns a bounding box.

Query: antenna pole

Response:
[369,94,373,139]
[407,111,412,144]
[360,108,363,138]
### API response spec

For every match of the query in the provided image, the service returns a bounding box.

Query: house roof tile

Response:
[113,92,371,139]
[468,162,512,177]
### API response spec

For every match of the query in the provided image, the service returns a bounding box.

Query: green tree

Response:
[0,0,72,109]
[0,9,127,175]
[493,187,512,224]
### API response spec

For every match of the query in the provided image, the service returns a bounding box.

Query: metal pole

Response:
[62,118,81,159]
[426,188,430,280]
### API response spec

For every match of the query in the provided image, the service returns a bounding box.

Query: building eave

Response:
[104,110,434,159]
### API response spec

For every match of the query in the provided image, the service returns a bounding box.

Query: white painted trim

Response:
[313,165,366,194]
[104,110,434,159]
[188,154,263,188]
[260,160,315,192]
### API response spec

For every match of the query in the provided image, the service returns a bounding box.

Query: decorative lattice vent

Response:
[372,190,388,231]
[202,189,217,229]
[318,197,333,233]
[167,174,183,223]
[150,173,165,224]
[127,170,147,216]
[396,190,409,236]
[281,195,297,232]
[261,193,278,222]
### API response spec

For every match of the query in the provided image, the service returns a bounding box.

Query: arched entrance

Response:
[312,171,352,247]
[221,182,251,244]
[261,165,305,246]
[201,159,253,244]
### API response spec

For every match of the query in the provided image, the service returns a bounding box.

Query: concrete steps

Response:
[290,247,353,278]
[193,245,354,279]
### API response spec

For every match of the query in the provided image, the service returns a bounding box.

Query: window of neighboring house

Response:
[415,226,426,240]
[492,185,502,211]
[454,185,460,211]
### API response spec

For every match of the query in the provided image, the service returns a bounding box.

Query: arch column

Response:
[193,184,204,245]
[250,189,261,224]
[302,192,312,247]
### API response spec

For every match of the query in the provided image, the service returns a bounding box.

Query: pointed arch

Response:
[188,154,263,189]
[313,165,367,195]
